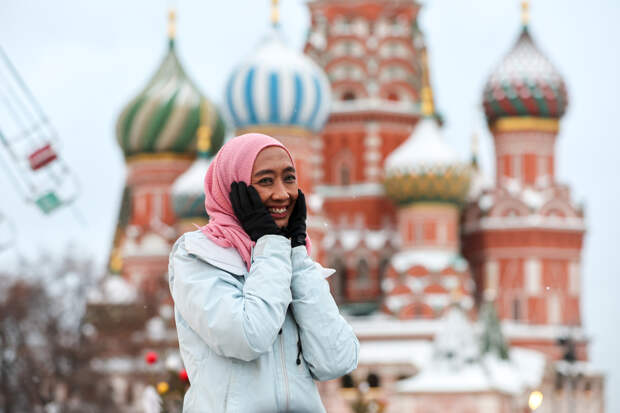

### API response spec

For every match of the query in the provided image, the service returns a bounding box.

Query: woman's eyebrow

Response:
[254,166,296,177]
[254,169,275,177]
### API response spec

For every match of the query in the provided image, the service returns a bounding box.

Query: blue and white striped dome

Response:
[224,29,331,133]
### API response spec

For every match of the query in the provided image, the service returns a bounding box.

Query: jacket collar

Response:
[184,231,247,276]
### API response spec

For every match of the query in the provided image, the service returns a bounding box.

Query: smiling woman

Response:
[250,146,299,229]
[168,133,359,412]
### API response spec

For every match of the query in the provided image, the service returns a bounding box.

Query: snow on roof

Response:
[321,228,397,252]
[396,307,547,395]
[350,314,442,338]
[521,187,547,209]
[351,315,587,345]
[391,248,468,273]
[485,178,560,212]
[477,214,585,231]
[341,229,362,251]
[171,156,211,196]
[502,321,586,341]
[330,97,418,115]
[397,350,545,395]
[385,118,460,174]
[359,340,432,367]
[365,229,391,250]
[555,360,605,376]
[397,362,495,393]
[509,347,547,388]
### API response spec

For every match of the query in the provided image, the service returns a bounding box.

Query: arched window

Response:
[512,298,521,321]
[357,259,370,288]
[367,372,380,388]
[387,91,399,101]
[378,258,390,283]
[331,258,348,302]
[341,374,354,388]
[342,91,356,101]
[334,148,354,186]
[340,165,350,186]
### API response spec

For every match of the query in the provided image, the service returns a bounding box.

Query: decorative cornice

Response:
[125,152,195,164]
[491,117,559,134]
[235,125,314,139]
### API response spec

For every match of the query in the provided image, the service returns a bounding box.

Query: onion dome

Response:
[384,88,470,205]
[116,10,225,158]
[224,27,331,133]
[482,6,568,125]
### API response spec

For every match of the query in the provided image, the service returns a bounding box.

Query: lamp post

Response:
[557,333,582,413]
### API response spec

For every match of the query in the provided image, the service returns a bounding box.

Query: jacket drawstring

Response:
[296,328,302,365]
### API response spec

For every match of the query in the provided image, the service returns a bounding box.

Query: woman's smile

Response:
[268,206,288,218]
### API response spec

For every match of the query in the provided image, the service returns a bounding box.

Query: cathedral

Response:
[86,1,605,412]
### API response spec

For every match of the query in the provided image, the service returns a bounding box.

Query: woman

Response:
[168,133,360,413]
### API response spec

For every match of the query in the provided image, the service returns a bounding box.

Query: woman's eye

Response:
[258,177,273,185]
[285,175,296,182]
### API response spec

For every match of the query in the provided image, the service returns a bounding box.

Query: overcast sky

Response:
[1,0,619,410]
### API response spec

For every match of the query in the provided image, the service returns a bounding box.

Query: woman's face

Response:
[250,146,298,228]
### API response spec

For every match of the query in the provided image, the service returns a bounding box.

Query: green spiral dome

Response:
[116,40,225,158]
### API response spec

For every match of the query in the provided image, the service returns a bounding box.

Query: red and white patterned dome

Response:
[482,27,568,125]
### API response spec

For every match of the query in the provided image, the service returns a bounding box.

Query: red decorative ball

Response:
[179,368,189,382]
[145,351,158,365]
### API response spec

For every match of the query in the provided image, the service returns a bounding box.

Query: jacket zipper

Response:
[223,362,235,411]
[279,329,290,412]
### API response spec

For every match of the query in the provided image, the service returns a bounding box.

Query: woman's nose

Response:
[272,181,290,201]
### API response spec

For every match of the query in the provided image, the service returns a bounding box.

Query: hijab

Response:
[199,133,310,270]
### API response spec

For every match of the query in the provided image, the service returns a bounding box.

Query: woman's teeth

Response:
[269,207,287,214]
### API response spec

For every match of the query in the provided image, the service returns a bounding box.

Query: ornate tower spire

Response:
[167,8,176,48]
[420,48,435,118]
[271,0,280,27]
[521,0,530,27]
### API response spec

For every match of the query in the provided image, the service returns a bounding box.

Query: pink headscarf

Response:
[199,133,310,270]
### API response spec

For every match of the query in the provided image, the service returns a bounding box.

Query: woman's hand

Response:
[229,182,283,241]
[286,189,307,247]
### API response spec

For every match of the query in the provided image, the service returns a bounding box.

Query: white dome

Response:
[171,156,211,219]
[172,156,211,197]
[224,28,331,133]
[385,118,460,176]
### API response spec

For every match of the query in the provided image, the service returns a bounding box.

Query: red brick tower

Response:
[304,0,428,309]
[461,3,587,360]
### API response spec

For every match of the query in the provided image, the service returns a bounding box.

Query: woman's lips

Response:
[268,207,288,219]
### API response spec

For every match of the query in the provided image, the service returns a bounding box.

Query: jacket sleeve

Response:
[290,246,360,381]
[169,234,292,362]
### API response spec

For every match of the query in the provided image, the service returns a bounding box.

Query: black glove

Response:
[229,182,283,241]
[286,189,307,248]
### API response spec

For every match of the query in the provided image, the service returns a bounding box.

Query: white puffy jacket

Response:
[168,230,359,413]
